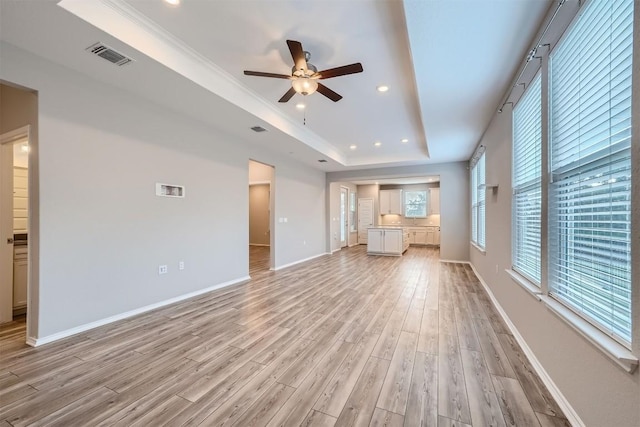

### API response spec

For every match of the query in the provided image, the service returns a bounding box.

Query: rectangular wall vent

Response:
[251,126,267,132]
[86,42,133,66]
[156,183,185,198]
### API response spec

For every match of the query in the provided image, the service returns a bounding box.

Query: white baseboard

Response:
[270,252,329,271]
[331,248,341,254]
[30,276,250,347]
[467,262,585,427]
[249,243,270,247]
[439,259,468,264]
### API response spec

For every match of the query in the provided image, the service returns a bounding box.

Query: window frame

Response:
[547,0,634,347]
[511,72,542,286]
[503,0,636,363]
[404,190,428,218]
[349,191,357,232]
[471,152,486,249]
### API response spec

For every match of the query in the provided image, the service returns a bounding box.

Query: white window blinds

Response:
[512,74,542,284]
[471,153,486,248]
[549,0,633,343]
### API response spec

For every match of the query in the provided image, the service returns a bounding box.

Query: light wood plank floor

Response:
[0,246,569,426]
[249,245,271,277]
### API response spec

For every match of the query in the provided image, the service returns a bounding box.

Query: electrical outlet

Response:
[495,264,499,273]
[303,240,306,245]
[179,261,185,270]
[159,265,168,275]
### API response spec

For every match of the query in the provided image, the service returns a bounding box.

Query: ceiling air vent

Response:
[251,126,267,133]
[86,42,133,66]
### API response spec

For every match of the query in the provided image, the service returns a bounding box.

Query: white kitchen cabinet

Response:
[408,227,427,245]
[429,188,440,215]
[379,189,403,215]
[424,226,440,246]
[367,229,383,252]
[367,228,409,256]
[383,229,402,253]
[425,229,436,245]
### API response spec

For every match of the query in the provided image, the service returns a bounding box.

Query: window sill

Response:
[505,269,541,301]
[541,296,638,373]
[470,242,486,255]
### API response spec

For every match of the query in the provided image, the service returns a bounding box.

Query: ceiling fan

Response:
[244,40,363,103]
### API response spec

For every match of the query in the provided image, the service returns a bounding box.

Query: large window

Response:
[512,74,542,284]
[471,152,486,248]
[549,0,633,343]
[404,190,427,218]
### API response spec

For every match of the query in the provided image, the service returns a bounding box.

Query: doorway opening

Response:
[1,127,31,328]
[248,160,275,276]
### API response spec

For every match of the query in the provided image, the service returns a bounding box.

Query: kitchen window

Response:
[404,190,427,218]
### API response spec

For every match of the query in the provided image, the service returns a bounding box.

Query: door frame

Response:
[340,187,348,248]
[0,125,31,330]
[248,159,275,271]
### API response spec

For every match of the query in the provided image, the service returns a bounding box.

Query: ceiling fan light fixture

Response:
[292,77,318,96]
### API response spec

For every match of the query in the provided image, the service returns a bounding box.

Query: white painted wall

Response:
[0,43,326,341]
[248,160,273,183]
[469,98,640,427]
[329,162,469,261]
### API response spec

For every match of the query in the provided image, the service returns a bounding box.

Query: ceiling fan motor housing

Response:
[243,40,363,102]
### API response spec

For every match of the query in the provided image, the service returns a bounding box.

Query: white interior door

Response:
[358,198,374,244]
[1,128,29,323]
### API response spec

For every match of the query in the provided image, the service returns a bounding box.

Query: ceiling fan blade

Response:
[278,87,297,103]
[244,70,292,79]
[316,63,363,79]
[286,39,307,72]
[317,83,343,102]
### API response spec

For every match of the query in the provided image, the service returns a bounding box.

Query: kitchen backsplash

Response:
[380,214,440,227]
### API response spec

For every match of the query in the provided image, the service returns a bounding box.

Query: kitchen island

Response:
[367,227,410,256]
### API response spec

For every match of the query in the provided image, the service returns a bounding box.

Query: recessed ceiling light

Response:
[296,103,305,110]
[401,138,409,143]
[377,85,389,93]
[165,0,180,5]
[374,141,382,147]
[349,144,357,150]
